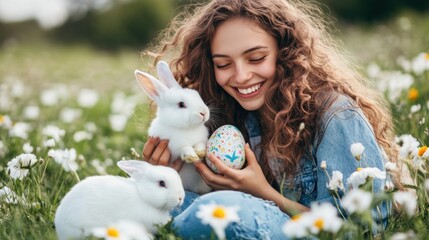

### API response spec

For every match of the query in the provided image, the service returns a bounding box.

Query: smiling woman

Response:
[140,0,405,239]
[211,17,278,111]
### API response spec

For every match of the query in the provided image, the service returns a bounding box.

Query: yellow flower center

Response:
[407,88,418,101]
[425,53,429,60]
[213,207,226,219]
[357,167,363,172]
[291,214,301,221]
[106,227,120,238]
[0,115,4,123]
[418,146,428,157]
[314,218,324,229]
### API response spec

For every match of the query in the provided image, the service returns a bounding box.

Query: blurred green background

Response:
[0,0,428,50]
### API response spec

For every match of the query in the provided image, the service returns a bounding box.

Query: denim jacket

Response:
[244,94,390,227]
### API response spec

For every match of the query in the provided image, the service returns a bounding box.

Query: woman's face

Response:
[210,17,278,111]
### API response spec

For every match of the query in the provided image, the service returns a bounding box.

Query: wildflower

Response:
[42,125,65,142]
[410,104,421,113]
[350,143,365,161]
[0,114,12,128]
[23,105,40,120]
[417,146,428,157]
[391,230,416,240]
[411,52,429,75]
[320,160,327,170]
[196,202,240,240]
[282,214,309,238]
[346,167,386,189]
[109,114,128,132]
[9,122,32,139]
[73,130,93,142]
[92,220,152,240]
[7,153,38,180]
[407,87,418,101]
[0,186,19,204]
[91,159,113,175]
[283,202,343,238]
[43,138,56,148]
[60,107,82,123]
[393,191,417,217]
[40,88,61,106]
[327,170,344,192]
[78,88,99,108]
[23,143,34,153]
[341,188,372,214]
[384,161,396,173]
[306,202,343,235]
[395,134,420,159]
[48,148,79,172]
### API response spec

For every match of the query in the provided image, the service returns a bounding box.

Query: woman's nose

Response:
[234,62,252,83]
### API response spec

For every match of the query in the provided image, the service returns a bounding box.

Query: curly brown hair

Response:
[148,0,397,180]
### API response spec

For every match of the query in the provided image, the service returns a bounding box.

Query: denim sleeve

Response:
[314,108,389,224]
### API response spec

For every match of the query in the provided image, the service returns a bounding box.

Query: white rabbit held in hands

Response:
[134,61,212,194]
[54,160,184,240]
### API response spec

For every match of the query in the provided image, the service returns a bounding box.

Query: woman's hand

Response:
[194,143,272,199]
[142,136,183,171]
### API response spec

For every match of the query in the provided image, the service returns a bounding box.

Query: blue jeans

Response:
[172,190,291,239]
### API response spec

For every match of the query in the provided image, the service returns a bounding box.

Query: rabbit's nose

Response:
[200,112,206,117]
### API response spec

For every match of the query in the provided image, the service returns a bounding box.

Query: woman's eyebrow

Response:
[212,46,268,58]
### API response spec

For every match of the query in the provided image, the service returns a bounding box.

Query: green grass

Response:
[0,11,428,240]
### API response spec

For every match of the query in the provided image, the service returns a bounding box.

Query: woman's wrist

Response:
[260,186,309,216]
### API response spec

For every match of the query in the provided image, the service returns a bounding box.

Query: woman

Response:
[142,0,400,238]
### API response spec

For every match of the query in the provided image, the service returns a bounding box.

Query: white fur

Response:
[135,61,212,194]
[54,160,185,240]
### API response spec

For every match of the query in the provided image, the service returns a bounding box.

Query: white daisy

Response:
[350,143,365,161]
[393,191,417,217]
[77,88,99,108]
[60,107,82,123]
[196,202,240,240]
[73,130,93,142]
[43,138,56,148]
[91,220,152,240]
[48,148,79,172]
[23,143,34,153]
[346,167,386,189]
[109,114,128,132]
[9,122,32,139]
[341,188,372,214]
[307,202,343,234]
[320,160,327,170]
[384,161,397,173]
[7,153,38,180]
[327,170,344,192]
[0,186,19,204]
[283,214,310,238]
[23,105,40,120]
[0,114,13,129]
[42,125,65,142]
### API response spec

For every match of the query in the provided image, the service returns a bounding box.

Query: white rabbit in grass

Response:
[54,160,184,240]
[134,61,212,194]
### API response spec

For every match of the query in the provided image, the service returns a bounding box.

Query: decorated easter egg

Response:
[205,125,246,173]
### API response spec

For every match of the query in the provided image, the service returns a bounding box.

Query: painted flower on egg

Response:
[205,125,246,173]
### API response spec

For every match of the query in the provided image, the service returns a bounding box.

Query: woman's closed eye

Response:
[249,55,266,63]
[214,62,231,69]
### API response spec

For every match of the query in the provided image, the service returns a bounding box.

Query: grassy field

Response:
[0,11,428,240]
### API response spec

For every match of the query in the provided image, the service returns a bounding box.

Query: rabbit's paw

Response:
[193,142,206,158]
[181,147,200,163]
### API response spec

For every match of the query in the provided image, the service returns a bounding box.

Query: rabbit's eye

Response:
[178,101,186,108]
[158,180,166,188]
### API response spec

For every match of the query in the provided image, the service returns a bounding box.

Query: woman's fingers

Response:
[142,136,170,165]
[170,158,184,171]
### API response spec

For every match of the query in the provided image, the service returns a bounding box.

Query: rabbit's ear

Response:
[134,70,168,102]
[156,61,182,89]
[117,160,150,179]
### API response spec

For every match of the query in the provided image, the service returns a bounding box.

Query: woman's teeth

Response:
[237,83,261,95]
